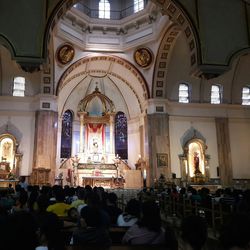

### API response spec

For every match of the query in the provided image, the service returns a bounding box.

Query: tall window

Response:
[13,77,25,96]
[99,0,110,19]
[60,110,73,158]
[134,0,144,13]
[211,84,222,104]
[115,112,128,159]
[242,86,250,105]
[179,83,189,103]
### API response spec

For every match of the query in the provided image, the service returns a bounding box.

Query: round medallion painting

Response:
[56,43,75,65]
[134,47,153,68]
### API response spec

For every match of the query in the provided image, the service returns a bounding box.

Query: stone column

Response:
[215,118,233,186]
[32,111,58,184]
[144,113,171,187]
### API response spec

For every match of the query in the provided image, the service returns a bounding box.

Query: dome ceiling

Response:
[55,1,170,51]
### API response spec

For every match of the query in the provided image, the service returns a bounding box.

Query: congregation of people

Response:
[0,180,250,250]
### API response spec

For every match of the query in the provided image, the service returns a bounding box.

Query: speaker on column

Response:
[172,173,176,179]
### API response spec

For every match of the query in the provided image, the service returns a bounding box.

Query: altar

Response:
[77,163,120,188]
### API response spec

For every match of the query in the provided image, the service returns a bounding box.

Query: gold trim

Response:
[134,47,153,68]
[56,43,75,65]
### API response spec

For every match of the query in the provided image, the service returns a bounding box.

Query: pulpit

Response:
[30,168,51,185]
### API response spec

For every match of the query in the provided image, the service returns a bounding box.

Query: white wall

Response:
[0,46,41,96]
[0,110,35,176]
[169,116,219,178]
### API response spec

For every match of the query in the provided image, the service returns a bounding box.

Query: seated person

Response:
[179,215,207,250]
[46,188,71,217]
[122,200,165,245]
[104,192,122,225]
[71,205,111,247]
[117,198,141,227]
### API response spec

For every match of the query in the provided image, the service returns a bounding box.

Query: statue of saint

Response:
[92,139,98,154]
[194,152,201,175]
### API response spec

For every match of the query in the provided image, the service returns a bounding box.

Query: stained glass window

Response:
[61,110,73,158]
[115,112,128,159]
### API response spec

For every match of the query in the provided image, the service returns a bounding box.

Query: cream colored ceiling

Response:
[57,55,149,119]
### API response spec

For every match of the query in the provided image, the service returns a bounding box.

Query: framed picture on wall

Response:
[157,153,168,168]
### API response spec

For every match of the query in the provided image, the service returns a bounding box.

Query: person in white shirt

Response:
[117,198,141,227]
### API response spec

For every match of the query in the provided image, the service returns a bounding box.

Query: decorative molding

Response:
[152,24,181,98]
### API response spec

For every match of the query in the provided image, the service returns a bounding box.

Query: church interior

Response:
[1,0,250,249]
[0,0,250,189]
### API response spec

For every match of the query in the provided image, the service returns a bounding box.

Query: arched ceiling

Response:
[57,55,149,119]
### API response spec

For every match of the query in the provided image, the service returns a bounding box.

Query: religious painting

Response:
[87,123,104,154]
[56,43,75,65]
[134,47,153,68]
[157,153,168,168]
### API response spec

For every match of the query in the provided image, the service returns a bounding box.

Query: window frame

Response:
[242,86,250,105]
[134,0,144,13]
[99,0,110,19]
[13,77,25,97]
[210,84,222,104]
[178,82,190,103]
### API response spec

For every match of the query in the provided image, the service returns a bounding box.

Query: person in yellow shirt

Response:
[47,189,71,217]
[70,187,85,211]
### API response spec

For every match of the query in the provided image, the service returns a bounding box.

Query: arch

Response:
[56,55,150,115]
[0,35,17,59]
[152,24,181,98]
[179,128,210,183]
[151,0,200,70]
[227,47,250,71]
[150,0,201,97]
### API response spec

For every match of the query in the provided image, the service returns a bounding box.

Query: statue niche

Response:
[179,134,210,184]
[0,133,22,179]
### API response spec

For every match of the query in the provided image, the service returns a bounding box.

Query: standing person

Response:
[18,176,28,191]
